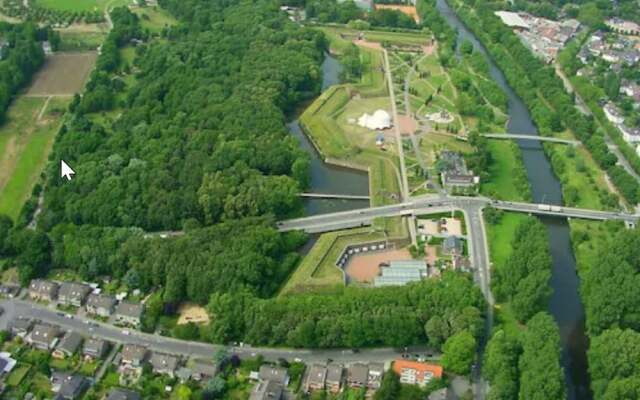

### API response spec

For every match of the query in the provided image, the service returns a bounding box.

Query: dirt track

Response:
[26,52,98,96]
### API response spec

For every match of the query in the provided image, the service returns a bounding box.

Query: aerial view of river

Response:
[435,0,592,398]
[288,54,370,216]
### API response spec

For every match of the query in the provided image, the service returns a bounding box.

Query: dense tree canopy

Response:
[206,272,484,347]
[589,328,640,399]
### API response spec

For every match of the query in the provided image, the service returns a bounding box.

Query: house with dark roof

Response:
[121,344,147,367]
[83,337,109,360]
[149,352,180,377]
[191,358,218,381]
[86,293,117,317]
[442,236,463,256]
[114,301,144,327]
[53,331,83,359]
[347,363,369,388]
[105,388,142,400]
[304,364,327,392]
[28,279,58,301]
[258,365,289,386]
[58,282,91,307]
[9,317,34,337]
[26,324,60,350]
[51,371,89,399]
[326,364,344,393]
[0,284,20,298]
[250,380,284,400]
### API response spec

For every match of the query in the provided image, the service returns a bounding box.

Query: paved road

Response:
[277,195,639,233]
[0,298,416,365]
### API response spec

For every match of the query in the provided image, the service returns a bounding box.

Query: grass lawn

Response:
[34,0,130,12]
[481,141,531,202]
[58,31,107,51]
[133,6,178,33]
[0,96,70,220]
[6,364,30,386]
[569,219,625,277]
[485,211,528,269]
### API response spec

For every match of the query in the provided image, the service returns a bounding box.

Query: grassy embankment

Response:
[0,97,70,220]
[280,227,386,295]
[485,211,529,336]
[133,6,178,34]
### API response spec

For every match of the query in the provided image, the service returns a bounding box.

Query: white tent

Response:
[357,110,392,130]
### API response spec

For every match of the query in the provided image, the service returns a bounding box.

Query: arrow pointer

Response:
[61,160,75,181]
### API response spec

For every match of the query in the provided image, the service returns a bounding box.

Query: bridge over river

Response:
[276,195,638,233]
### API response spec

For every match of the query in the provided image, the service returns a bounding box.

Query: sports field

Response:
[0,97,71,220]
[34,0,130,12]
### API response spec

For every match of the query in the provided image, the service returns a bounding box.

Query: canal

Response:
[435,0,592,398]
[288,54,370,216]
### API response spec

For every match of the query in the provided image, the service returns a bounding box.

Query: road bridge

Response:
[300,193,370,200]
[276,196,638,233]
[481,133,579,146]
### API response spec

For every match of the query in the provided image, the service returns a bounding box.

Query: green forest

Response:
[0,22,47,123]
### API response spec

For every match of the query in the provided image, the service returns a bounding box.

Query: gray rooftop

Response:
[121,344,147,363]
[307,364,327,386]
[58,282,91,300]
[348,363,368,383]
[29,324,60,345]
[57,331,83,354]
[115,301,144,319]
[83,337,109,356]
[326,364,343,384]
[106,388,142,400]
[258,365,288,385]
[150,352,180,372]
[86,293,117,309]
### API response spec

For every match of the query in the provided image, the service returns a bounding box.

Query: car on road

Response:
[122,329,130,335]
[0,306,3,316]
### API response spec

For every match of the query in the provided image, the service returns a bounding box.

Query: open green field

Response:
[280,227,385,296]
[481,141,531,202]
[58,31,107,51]
[133,6,178,33]
[34,0,130,12]
[0,96,70,220]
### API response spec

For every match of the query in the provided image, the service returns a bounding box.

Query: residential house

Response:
[28,279,58,301]
[86,293,117,317]
[58,282,92,307]
[121,344,147,367]
[51,371,89,400]
[0,284,20,298]
[53,331,83,359]
[304,364,327,392]
[105,388,142,400]
[620,125,640,144]
[191,358,218,381]
[442,236,463,256]
[620,80,640,102]
[175,367,193,383]
[367,363,385,389]
[0,352,17,377]
[326,364,344,393]
[250,380,284,400]
[114,301,144,327]
[149,352,180,377]
[26,324,60,350]
[83,337,109,360]
[438,151,479,191]
[347,363,369,388]
[606,18,640,35]
[604,102,625,125]
[258,365,289,386]
[393,360,443,386]
[9,318,34,337]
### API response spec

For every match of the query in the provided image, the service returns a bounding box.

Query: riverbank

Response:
[430,0,593,397]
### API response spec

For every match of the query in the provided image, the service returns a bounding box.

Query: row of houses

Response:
[603,102,640,144]
[10,318,110,360]
[28,279,144,327]
[303,362,385,394]
[118,343,218,382]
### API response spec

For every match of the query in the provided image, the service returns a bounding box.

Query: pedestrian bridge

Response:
[481,133,580,146]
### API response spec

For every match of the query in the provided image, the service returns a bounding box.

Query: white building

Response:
[604,103,625,125]
[620,125,640,144]
[357,110,392,130]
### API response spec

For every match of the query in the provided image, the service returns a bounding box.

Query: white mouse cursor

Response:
[61,160,75,181]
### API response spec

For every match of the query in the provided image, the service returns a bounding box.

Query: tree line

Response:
[483,312,566,400]
[0,22,46,124]
[303,0,418,29]
[206,272,485,349]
